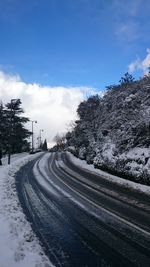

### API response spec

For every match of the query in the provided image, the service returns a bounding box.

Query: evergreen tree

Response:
[119,72,135,86]
[0,102,8,162]
[42,139,48,151]
[0,99,31,164]
[5,99,31,154]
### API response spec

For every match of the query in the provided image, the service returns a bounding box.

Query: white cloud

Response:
[116,21,140,41]
[0,71,97,147]
[128,48,150,74]
[128,58,141,73]
[113,0,150,43]
[113,0,142,17]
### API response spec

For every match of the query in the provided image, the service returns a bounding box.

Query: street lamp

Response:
[31,120,37,152]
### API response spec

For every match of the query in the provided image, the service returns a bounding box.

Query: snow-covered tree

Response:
[65,74,150,183]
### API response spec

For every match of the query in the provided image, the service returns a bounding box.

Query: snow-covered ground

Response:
[0,150,149,267]
[67,152,150,195]
[0,152,53,267]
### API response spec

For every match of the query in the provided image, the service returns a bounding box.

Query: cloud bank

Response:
[0,71,96,147]
[128,49,150,75]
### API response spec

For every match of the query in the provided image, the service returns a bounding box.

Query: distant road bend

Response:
[16,152,150,267]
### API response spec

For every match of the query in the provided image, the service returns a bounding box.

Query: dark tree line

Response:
[0,99,31,165]
[42,139,48,151]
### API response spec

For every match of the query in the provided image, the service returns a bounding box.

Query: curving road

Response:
[16,152,150,267]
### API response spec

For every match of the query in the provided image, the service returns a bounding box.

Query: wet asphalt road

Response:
[16,152,150,267]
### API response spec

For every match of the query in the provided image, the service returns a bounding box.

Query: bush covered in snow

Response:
[65,74,150,184]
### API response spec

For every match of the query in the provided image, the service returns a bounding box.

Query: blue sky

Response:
[1,0,150,90]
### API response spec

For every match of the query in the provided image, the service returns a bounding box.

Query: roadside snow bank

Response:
[119,147,150,178]
[93,145,150,184]
[0,153,53,267]
[67,152,150,195]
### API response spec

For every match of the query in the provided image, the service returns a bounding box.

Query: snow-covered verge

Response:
[93,144,150,184]
[0,153,53,267]
[68,144,150,184]
[67,152,150,195]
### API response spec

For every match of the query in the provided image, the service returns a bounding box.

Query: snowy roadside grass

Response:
[0,153,53,267]
[67,152,150,196]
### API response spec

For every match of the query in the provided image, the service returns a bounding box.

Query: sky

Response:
[0,0,150,146]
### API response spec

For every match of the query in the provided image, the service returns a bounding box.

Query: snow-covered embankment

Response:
[0,153,53,267]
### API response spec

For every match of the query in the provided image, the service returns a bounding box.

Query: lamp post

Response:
[39,129,44,148]
[31,120,37,152]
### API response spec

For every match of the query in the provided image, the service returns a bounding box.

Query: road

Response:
[16,152,150,267]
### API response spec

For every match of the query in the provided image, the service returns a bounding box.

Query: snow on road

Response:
[0,152,53,267]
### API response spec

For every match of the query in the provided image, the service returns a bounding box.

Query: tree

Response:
[54,133,66,150]
[119,72,135,86]
[5,99,31,155]
[42,139,48,151]
[0,99,31,164]
[0,148,2,165]
[65,73,150,182]
[0,102,5,164]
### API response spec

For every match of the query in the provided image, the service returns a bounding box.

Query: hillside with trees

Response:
[66,73,150,184]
